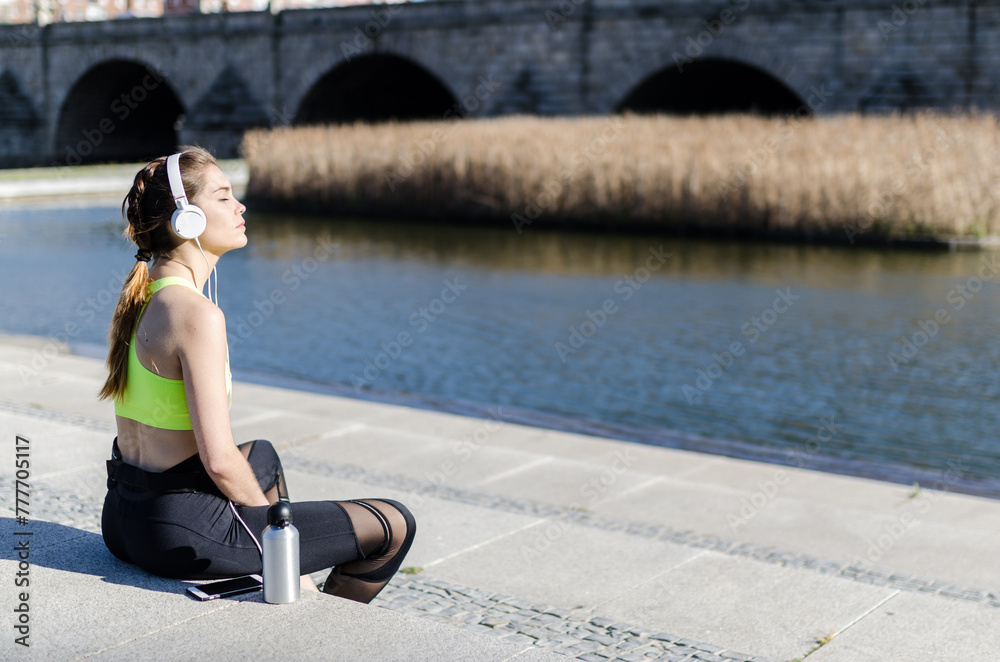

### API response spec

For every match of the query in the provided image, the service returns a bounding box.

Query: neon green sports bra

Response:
[114,277,232,430]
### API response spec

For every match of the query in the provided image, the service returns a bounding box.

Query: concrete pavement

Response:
[1,334,997,661]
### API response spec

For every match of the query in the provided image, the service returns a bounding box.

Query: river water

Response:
[4,203,1000,497]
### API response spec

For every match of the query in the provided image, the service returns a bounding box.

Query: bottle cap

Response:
[267,500,292,527]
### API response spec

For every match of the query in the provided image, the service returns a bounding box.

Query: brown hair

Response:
[99,146,218,402]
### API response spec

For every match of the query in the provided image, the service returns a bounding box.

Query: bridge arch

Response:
[54,60,182,165]
[617,57,807,116]
[295,54,459,125]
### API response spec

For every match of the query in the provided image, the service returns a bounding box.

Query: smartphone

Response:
[186,574,262,601]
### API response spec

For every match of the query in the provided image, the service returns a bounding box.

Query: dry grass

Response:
[242,112,1000,239]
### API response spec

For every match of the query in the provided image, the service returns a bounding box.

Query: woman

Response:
[99,146,414,603]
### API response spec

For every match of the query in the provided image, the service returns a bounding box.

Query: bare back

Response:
[115,283,221,472]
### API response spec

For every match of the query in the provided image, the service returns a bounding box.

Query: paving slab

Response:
[489,427,660,465]
[6,373,109,418]
[231,379,410,424]
[371,405,535,443]
[280,469,413,506]
[679,454,916,512]
[807,590,1000,662]
[577,440,741,479]
[370,434,552,491]
[470,455,654,511]
[287,426,446,473]
[734,495,1000,590]
[590,472,751,534]
[425,521,704,612]
[590,471,1000,591]
[595,551,899,662]
[228,408,351,447]
[0,417,107,476]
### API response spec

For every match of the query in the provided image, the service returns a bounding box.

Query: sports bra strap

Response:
[149,276,202,297]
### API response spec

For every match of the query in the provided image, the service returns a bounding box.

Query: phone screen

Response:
[187,574,262,601]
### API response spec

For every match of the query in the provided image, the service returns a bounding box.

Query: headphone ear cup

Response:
[171,205,207,240]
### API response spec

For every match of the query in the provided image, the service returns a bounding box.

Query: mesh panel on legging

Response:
[238,440,289,502]
[323,499,416,603]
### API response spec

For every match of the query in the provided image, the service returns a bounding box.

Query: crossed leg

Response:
[238,441,415,603]
[322,499,416,603]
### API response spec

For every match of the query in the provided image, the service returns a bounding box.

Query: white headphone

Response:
[166,153,207,240]
[165,152,218,305]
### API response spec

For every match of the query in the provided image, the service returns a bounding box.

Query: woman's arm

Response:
[178,299,270,507]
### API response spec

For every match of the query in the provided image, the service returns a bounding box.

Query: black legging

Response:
[101,439,415,601]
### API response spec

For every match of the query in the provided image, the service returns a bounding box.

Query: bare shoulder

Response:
[152,286,227,351]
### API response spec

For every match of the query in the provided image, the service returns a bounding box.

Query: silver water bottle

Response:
[262,501,300,604]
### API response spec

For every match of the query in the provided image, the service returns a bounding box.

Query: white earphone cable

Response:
[229,500,262,558]
[193,237,218,306]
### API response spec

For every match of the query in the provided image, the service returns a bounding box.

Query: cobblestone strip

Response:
[283,456,1000,610]
[372,573,781,662]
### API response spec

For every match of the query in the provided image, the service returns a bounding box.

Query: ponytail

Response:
[99,146,217,401]
[99,259,151,401]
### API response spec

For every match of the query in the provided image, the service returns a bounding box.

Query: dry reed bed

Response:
[242,113,1000,239]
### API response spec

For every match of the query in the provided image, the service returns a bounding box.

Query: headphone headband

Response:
[166,153,188,208]
[166,151,207,241]
[162,150,216,304]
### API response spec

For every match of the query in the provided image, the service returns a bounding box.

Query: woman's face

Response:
[191,164,248,255]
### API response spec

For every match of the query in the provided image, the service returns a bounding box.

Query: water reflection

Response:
[247,212,989,285]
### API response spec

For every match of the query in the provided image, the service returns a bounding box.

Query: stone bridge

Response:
[0,0,997,167]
